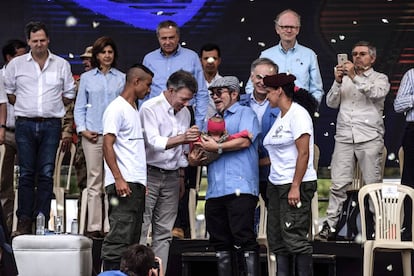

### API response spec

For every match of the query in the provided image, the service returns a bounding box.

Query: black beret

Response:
[263,73,296,88]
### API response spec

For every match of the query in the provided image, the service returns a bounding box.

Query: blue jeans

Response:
[15,118,61,224]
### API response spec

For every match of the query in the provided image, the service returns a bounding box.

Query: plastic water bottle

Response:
[71,219,78,234]
[36,212,45,235]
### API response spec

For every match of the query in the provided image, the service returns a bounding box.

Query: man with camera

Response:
[315,41,390,241]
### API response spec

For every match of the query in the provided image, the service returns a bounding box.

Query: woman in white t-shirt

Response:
[262,73,318,276]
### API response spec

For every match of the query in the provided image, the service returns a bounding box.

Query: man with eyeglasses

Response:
[240,58,279,207]
[315,41,390,241]
[189,76,261,276]
[245,9,323,105]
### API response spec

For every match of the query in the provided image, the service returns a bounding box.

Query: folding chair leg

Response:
[103,193,110,233]
[12,189,18,232]
[79,188,88,235]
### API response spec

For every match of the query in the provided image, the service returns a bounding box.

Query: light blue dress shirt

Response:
[205,102,261,199]
[74,67,125,134]
[142,45,209,129]
[245,41,324,104]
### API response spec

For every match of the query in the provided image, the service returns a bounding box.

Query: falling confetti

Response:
[351,201,357,207]
[296,201,302,208]
[156,11,164,16]
[314,112,320,118]
[352,21,358,25]
[324,132,329,137]
[270,254,276,262]
[388,153,396,160]
[207,57,215,64]
[339,35,345,40]
[331,39,337,43]
[92,21,100,29]
[181,41,187,46]
[68,53,74,59]
[110,197,119,206]
[330,122,335,126]
[85,104,92,108]
[240,17,245,23]
[247,37,252,41]
[258,42,265,47]
[65,16,77,27]
[235,188,241,196]
[386,264,393,271]
[382,18,389,24]
[354,233,362,244]
[285,222,291,228]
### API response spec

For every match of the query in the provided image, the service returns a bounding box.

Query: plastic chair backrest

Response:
[358,183,414,243]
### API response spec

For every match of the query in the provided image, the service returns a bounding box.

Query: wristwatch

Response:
[217,143,223,154]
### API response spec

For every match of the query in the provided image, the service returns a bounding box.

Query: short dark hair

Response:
[199,43,221,58]
[156,20,179,37]
[24,21,49,40]
[91,36,119,68]
[120,244,155,276]
[127,63,154,82]
[2,39,27,62]
[166,70,198,94]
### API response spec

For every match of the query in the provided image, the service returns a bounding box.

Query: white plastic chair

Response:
[188,166,202,239]
[358,183,414,276]
[52,140,76,231]
[311,144,320,239]
[398,146,404,178]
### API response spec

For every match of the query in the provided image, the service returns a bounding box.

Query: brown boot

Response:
[11,216,33,239]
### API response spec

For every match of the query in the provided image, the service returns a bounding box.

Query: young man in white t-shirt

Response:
[101,64,154,271]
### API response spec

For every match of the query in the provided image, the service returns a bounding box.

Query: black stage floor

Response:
[166,239,411,276]
[91,238,411,276]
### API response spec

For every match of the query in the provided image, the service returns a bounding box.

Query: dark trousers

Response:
[267,181,316,255]
[401,123,414,240]
[15,118,61,224]
[205,194,258,252]
[101,182,146,264]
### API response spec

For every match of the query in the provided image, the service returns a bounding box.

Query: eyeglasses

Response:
[210,88,230,98]
[351,51,369,57]
[277,25,300,31]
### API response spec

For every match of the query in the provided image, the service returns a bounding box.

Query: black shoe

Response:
[314,221,334,242]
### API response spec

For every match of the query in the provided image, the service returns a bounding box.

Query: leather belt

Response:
[16,116,59,122]
[147,165,178,174]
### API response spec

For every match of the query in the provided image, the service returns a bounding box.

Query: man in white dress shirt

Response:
[4,22,75,237]
[139,70,200,273]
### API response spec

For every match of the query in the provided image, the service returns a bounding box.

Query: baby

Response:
[192,114,252,165]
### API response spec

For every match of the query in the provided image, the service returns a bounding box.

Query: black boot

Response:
[295,254,313,276]
[243,251,259,276]
[276,255,291,276]
[216,251,232,276]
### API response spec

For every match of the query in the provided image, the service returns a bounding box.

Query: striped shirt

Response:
[394,68,414,122]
